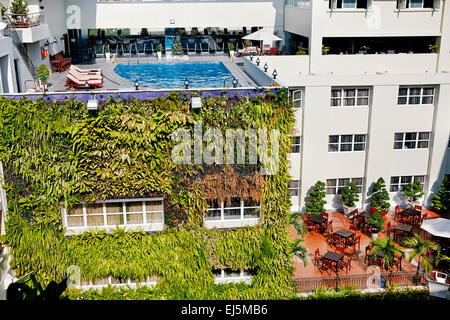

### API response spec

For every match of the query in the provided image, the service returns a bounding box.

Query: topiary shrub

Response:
[305,181,326,216]
[369,178,390,211]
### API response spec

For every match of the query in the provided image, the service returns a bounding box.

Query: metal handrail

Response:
[3,15,38,84]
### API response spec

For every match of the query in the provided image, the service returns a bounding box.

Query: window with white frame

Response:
[390,175,426,192]
[291,136,301,153]
[63,198,164,231]
[288,180,300,197]
[212,269,254,284]
[397,0,437,9]
[331,88,370,107]
[78,276,158,289]
[326,178,364,195]
[291,89,302,108]
[394,132,431,149]
[329,0,369,9]
[205,198,261,222]
[397,87,435,105]
[328,134,367,152]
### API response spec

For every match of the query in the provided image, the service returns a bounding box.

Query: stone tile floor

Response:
[291,208,445,279]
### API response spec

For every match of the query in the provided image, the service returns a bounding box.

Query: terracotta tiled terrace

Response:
[291,208,445,280]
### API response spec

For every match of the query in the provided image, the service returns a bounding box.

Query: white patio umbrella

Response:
[242,29,282,52]
[420,218,450,239]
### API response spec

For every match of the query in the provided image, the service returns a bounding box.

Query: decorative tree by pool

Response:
[431,174,450,213]
[402,234,440,281]
[10,0,29,18]
[305,181,327,216]
[171,35,183,56]
[369,177,390,211]
[403,180,424,205]
[340,182,360,208]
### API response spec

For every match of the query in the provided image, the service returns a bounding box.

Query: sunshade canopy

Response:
[242,29,282,42]
[420,218,450,239]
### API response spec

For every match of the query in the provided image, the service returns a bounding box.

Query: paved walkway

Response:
[46,55,255,92]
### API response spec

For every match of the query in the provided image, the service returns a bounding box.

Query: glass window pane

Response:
[408,97,420,104]
[357,89,369,97]
[390,185,399,192]
[417,141,428,148]
[344,89,356,97]
[355,135,366,142]
[352,178,363,186]
[390,176,399,184]
[344,98,355,106]
[126,202,142,213]
[404,141,416,149]
[67,216,84,227]
[326,179,336,187]
[87,215,104,226]
[394,142,403,149]
[106,203,123,213]
[326,188,336,195]
[418,132,430,140]
[357,98,368,105]
[244,207,260,219]
[86,203,103,215]
[338,178,350,186]
[401,176,412,183]
[107,214,124,226]
[146,201,163,212]
[331,98,341,107]
[394,133,404,141]
[68,204,83,216]
[398,88,408,96]
[341,135,353,143]
[405,132,417,140]
[293,90,302,100]
[422,96,433,104]
[340,144,352,152]
[422,87,434,95]
[409,88,421,95]
[126,213,143,225]
[328,144,339,152]
[146,212,163,223]
[331,89,342,98]
[398,97,407,105]
[329,135,339,143]
[414,176,425,183]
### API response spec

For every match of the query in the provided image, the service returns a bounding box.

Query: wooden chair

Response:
[321,259,333,275]
[305,219,315,232]
[394,230,405,243]
[394,205,401,221]
[350,235,361,253]
[385,221,392,238]
[414,205,422,212]
[349,225,357,232]
[403,215,414,226]
[314,248,321,266]
[335,245,345,255]
[321,212,329,220]
[364,245,373,265]
[313,224,321,233]
[328,219,333,232]
[339,256,352,274]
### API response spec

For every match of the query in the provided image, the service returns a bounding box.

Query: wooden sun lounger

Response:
[68,69,103,82]
[65,73,103,89]
[70,65,102,75]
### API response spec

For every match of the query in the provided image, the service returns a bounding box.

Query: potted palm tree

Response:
[429,44,439,53]
[402,235,440,285]
[371,237,405,272]
[36,64,49,92]
[322,45,330,55]
[156,44,162,59]
[340,182,359,217]
[360,45,370,54]
[105,44,110,61]
[228,43,235,58]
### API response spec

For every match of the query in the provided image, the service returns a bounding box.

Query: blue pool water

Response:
[114,62,237,89]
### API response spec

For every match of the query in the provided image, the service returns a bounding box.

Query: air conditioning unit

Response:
[191,97,202,109]
[87,99,98,111]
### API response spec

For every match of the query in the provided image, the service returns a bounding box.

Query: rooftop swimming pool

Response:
[114,62,238,89]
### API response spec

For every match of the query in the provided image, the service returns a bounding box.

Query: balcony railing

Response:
[3,13,45,29]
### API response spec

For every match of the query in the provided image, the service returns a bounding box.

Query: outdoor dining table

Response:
[393,223,413,242]
[307,215,328,232]
[354,210,373,230]
[322,251,344,274]
[400,208,421,225]
[332,229,355,248]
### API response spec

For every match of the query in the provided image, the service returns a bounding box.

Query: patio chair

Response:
[69,69,103,82]
[314,249,320,266]
[394,205,401,221]
[349,225,357,233]
[352,235,361,252]
[339,256,352,274]
[335,245,345,255]
[414,205,422,212]
[321,212,329,220]
[328,219,333,232]
[305,220,315,232]
[270,47,277,55]
[403,215,414,226]
[70,65,102,75]
[385,221,392,238]
[321,259,333,275]
[65,73,103,89]
[313,224,321,233]
[394,230,405,243]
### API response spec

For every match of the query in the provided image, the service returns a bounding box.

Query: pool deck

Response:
[45,55,256,92]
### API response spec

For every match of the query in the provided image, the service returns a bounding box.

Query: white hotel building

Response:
[0,0,449,213]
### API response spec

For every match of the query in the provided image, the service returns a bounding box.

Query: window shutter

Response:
[433,0,441,9]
